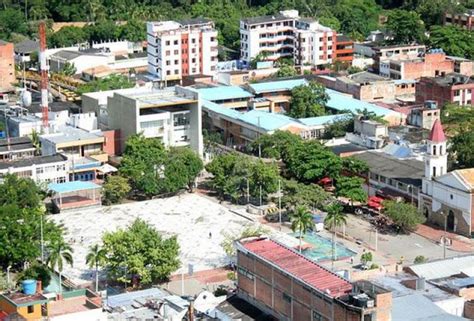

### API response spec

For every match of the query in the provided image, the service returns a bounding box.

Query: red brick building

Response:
[0,40,15,92]
[416,73,474,107]
[444,10,474,31]
[236,237,392,321]
[334,34,354,65]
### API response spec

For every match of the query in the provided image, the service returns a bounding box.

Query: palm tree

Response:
[47,239,73,295]
[325,203,347,269]
[290,205,314,253]
[86,244,106,293]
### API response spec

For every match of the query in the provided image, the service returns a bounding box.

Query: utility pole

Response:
[246,178,250,204]
[278,179,282,229]
[443,211,447,259]
[40,214,44,262]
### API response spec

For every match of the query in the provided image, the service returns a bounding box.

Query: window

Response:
[312,311,323,321]
[173,113,190,126]
[174,50,179,55]
[191,48,196,53]
[450,194,453,200]
[433,145,436,155]
[166,60,171,66]
[439,146,443,154]
[192,58,196,63]
[174,40,178,45]
[192,38,196,44]
[282,293,292,303]
[165,40,170,45]
[27,306,34,314]
[174,60,178,64]
[433,166,437,177]
[166,70,171,75]
[165,50,170,56]
[36,167,44,174]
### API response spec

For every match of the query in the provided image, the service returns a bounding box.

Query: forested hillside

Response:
[0,0,473,57]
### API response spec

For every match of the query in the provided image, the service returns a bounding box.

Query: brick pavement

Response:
[415,224,473,252]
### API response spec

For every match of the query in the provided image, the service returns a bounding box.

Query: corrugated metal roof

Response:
[408,256,474,280]
[392,294,468,321]
[242,238,352,298]
[197,86,254,101]
[107,288,167,308]
[48,181,101,193]
[248,79,308,94]
[298,113,352,126]
[326,89,394,116]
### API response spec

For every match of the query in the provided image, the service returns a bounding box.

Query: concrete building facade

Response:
[0,40,15,92]
[108,86,203,155]
[415,73,474,107]
[239,10,338,67]
[444,9,474,31]
[236,237,392,321]
[147,19,218,82]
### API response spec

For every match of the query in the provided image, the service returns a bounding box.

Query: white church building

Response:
[419,119,474,238]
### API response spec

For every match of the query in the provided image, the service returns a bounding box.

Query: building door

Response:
[447,210,455,231]
[423,207,430,218]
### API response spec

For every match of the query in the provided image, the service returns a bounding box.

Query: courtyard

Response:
[50,193,255,285]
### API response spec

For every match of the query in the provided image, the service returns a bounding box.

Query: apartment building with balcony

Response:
[239,10,338,67]
[108,86,203,155]
[147,18,218,83]
[334,34,354,64]
[444,9,474,31]
[236,237,392,321]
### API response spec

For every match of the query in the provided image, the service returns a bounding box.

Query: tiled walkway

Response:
[415,224,473,252]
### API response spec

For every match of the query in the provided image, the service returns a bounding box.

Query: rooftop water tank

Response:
[22,279,37,295]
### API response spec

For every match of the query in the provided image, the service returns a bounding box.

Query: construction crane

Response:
[38,21,49,131]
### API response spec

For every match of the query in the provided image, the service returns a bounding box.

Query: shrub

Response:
[414,255,427,264]
[361,252,373,264]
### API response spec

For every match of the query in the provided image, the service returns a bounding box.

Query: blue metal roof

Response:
[238,110,295,131]
[48,181,101,193]
[202,100,241,118]
[248,78,308,94]
[196,86,254,101]
[326,89,393,116]
[298,113,353,126]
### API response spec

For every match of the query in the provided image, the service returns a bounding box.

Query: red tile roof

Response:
[429,119,446,143]
[241,238,352,298]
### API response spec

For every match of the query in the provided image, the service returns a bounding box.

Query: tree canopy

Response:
[450,130,474,169]
[429,26,474,60]
[102,218,180,285]
[383,200,426,232]
[288,82,329,118]
[385,9,425,44]
[0,175,64,269]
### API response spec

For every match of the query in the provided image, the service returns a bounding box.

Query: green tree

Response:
[120,19,146,42]
[450,130,474,169]
[361,251,373,265]
[0,8,28,41]
[324,203,347,268]
[429,26,474,59]
[0,271,7,291]
[47,238,73,294]
[281,180,328,212]
[102,218,180,286]
[102,175,131,205]
[49,26,87,48]
[119,134,166,197]
[0,175,64,269]
[383,200,426,233]
[77,74,134,94]
[385,9,425,44]
[60,62,77,76]
[86,244,106,293]
[85,20,121,42]
[441,104,474,134]
[251,131,302,160]
[276,65,297,78]
[221,225,269,257]
[336,176,367,206]
[290,205,314,253]
[357,108,388,125]
[289,81,329,118]
[341,157,369,175]
[162,148,203,193]
[284,140,342,183]
[323,117,355,139]
[17,263,52,289]
[414,255,427,264]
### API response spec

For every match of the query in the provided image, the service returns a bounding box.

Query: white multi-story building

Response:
[108,86,203,155]
[147,18,218,82]
[0,154,68,185]
[239,10,335,66]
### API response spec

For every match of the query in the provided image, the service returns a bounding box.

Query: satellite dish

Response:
[20,90,32,107]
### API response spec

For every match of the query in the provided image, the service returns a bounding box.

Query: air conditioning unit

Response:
[366,299,375,308]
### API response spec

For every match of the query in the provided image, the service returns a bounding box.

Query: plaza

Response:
[50,193,255,285]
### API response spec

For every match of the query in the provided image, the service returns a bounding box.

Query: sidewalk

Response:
[415,224,473,252]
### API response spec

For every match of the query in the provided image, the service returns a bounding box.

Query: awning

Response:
[97,163,118,174]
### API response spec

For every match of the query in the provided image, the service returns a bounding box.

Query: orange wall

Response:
[0,42,15,91]
[102,129,120,156]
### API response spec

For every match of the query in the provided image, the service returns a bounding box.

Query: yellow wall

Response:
[17,304,43,320]
[0,299,45,321]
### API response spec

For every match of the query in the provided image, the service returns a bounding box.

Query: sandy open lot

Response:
[50,193,253,285]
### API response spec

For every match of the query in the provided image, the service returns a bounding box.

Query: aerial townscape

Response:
[1,0,474,320]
